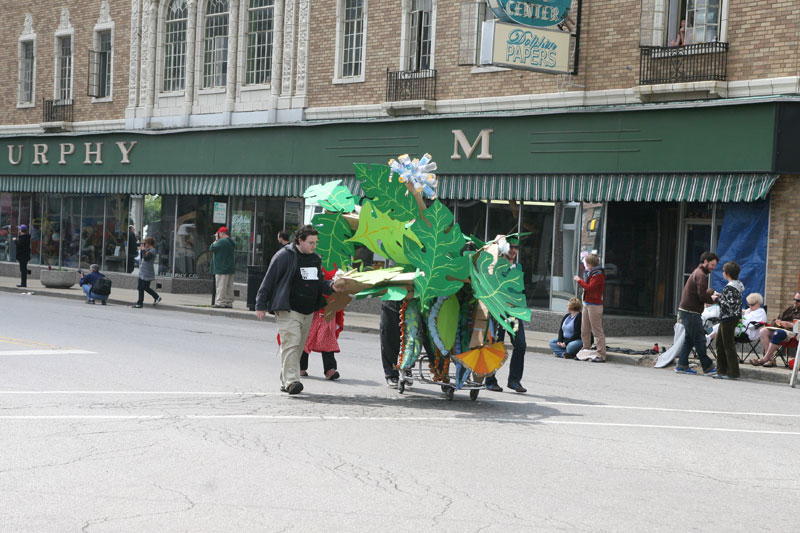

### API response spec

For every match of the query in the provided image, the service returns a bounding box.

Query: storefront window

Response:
[520,203,554,309]
[550,202,580,312]
[104,195,130,272]
[42,196,61,267]
[150,195,176,277]
[175,195,218,279]
[80,196,105,269]
[254,196,284,269]
[60,196,81,268]
[30,195,42,265]
[0,193,13,262]
[486,200,519,241]
[284,198,304,236]
[231,196,255,283]
[456,200,487,243]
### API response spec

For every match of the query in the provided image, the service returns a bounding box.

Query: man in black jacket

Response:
[13,225,31,288]
[255,225,339,395]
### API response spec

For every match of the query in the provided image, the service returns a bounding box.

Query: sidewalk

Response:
[0,276,792,385]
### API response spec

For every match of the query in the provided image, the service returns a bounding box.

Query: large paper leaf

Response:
[403,200,470,310]
[436,295,460,353]
[354,163,418,222]
[312,212,354,271]
[469,250,532,335]
[346,200,421,266]
[304,180,358,213]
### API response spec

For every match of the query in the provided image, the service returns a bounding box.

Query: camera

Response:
[77,269,83,274]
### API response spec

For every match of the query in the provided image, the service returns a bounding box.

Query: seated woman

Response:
[549,297,584,358]
[706,292,767,346]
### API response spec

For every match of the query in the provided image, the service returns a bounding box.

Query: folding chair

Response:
[735,321,765,363]
[775,334,799,368]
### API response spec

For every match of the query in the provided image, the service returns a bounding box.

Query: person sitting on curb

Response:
[549,297,584,358]
[751,291,800,367]
[79,264,111,305]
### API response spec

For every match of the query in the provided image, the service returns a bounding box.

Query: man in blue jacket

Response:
[79,264,110,305]
[255,225,341,395]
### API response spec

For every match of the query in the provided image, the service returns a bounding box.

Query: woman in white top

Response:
[706,292,767,345]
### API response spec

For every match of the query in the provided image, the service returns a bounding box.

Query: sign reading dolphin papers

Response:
[481,20,571,74]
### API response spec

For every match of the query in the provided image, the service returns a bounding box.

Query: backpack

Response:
[92,276,112,296]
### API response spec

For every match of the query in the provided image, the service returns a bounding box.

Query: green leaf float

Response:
[311,212,354,271]
[403,200,470,310]
[436,295,460,353]
[354,163,418,222]
[469,250,532,336]
[399,299,423,370]
[304,180,357,213]
[346,200,421,266]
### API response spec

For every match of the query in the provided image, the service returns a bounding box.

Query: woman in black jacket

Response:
[549,297,584,358]
[13,225,31,288]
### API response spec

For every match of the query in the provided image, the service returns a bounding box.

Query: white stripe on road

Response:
[0,414,799,436]
[0,350,96,355]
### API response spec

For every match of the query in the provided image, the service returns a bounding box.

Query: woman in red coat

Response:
[574,253,606,362]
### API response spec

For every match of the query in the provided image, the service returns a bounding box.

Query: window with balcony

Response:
[245,0,274,85]
[406,0,433,71]
[203,0,230,88]
[335,0,367,82]
[55,36,73,102]
[18,40,35,105]
[666,0,724,47]
[163,0,188,92]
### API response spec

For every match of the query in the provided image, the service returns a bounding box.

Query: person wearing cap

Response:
[210,226,236,308]
[12,225,31,288]
[485,237,529,394]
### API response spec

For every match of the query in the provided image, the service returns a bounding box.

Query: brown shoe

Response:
[750,358,763,366]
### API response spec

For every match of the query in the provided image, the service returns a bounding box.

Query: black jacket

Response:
[255,243,333,313]
[557,312,583,344]
[15,233,31,262]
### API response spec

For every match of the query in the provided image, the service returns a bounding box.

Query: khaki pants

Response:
[214,274,234,307]
[275,310,314,388]
[581,304,606,359]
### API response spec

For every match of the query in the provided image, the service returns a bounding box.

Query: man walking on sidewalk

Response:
[210,226,235,308]
[675,251,718,375]
[13,225,31,288]
[255,225,341,395]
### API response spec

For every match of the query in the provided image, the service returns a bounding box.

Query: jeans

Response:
[677,310,715,371]
[82,284,109,302]
[549,338,583,358]
[136,278,159,305]
[486,324,527,386]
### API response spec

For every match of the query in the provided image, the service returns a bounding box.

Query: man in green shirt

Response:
[210,226,236,308]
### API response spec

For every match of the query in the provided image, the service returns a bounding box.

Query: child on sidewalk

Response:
[711,261,743,379]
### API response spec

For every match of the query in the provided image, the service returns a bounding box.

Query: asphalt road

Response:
[1,292,799,532]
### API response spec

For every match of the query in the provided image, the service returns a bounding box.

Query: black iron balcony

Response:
[639,42,728,85]
[386,69,437,101]
[42,98,74,123]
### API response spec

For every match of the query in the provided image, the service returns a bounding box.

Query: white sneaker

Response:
[705,335,712,346]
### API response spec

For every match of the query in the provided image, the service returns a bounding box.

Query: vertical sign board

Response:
[480,20,571,74]
[213,202,227,224]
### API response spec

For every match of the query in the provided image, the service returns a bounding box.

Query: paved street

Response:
[1,292,799,532]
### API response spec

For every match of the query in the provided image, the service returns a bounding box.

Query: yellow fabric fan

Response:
[452,342,507,377]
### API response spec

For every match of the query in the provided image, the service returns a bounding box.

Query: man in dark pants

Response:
[485,238,528,393]
[675,251,718,375]
[380,299,403,387]
[13,225,31,288]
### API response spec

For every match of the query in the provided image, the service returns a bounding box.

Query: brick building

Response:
[1,0,798,332]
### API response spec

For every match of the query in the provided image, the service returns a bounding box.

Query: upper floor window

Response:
[18,40,35,105]
[338,0,366,79]
[204,0,230,88]
[56,35,72,101]
[164,0,188,91]
[457,1,495,66]
[667,0,723,46]
[245,0,274,85]
[88,30,113,98]
[407,0,433,71]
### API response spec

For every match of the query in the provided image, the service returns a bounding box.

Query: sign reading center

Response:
[488,0,571,28]
[480,20,570,74]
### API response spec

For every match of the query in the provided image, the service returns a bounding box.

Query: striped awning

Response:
[0,173,778,202]
[437,173,779,202]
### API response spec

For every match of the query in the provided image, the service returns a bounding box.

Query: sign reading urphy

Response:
[482,0,573,74]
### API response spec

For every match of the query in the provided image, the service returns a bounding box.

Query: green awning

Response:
[0,173,778,202]
[437,173,779,202]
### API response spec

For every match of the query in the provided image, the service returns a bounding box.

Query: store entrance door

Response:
[675,203,724,311]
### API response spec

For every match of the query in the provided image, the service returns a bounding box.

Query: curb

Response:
[2,285,791,386]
